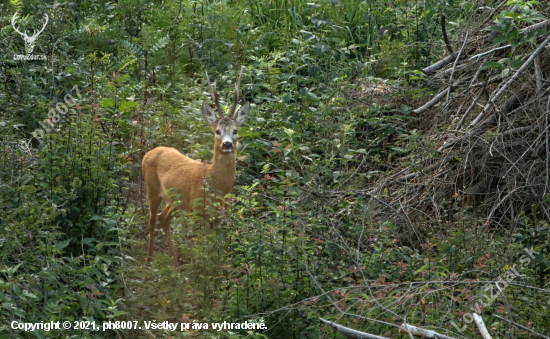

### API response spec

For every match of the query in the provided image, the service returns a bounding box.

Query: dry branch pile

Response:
[369,3,550,234]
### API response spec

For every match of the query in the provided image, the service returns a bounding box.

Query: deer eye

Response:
[233,129,238,135]
[216,130,221,135]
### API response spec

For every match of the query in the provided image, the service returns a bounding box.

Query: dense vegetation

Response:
[1,0,549,338]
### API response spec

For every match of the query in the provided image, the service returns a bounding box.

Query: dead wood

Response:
[366,3,550,236]
[441,13,453,54]
[422,53,458,75]
[471,34,550,127]
[400,324,457,339]
[319,318,391,339]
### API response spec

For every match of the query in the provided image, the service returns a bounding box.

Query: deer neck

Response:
[207,146,237,195]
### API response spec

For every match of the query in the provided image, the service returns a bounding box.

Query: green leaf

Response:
[106,311,128,318]
[22,290,38,299]
[480,61,502,70]
[100,99,114,108]
[510,59,524,70]
[492,35,509,46]
[283,93,293,103]
[55,239,71,250]
[484,25,506,33]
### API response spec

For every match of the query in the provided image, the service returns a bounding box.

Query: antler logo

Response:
[11,12,48,54]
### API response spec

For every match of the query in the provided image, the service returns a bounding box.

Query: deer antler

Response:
[32,14,48,38]
[11,12,26,37]
[205,70,224,118]
[230,66,244,117]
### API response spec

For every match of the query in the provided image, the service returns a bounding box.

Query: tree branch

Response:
[320,318,392,339]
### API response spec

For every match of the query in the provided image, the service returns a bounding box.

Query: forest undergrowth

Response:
[1,0,549,338]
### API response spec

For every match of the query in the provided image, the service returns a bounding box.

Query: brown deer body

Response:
[142,69,250,266]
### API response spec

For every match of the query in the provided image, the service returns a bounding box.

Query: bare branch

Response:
[534,54,543,93]
[441,13,453,54]
[320,318,392,339]
[520,20,550,35]
[473,314,492,339]
[468,44,511,61]
[446,32,469,104]
[545,95,550,198]
[493,315,550,339]
[422,53,458,75]
[400,324,457,339]
[413,86,457,115]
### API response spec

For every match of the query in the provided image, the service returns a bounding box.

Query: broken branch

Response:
[473,313,492,339]
[320,318,391,339]
[441,13,453,54]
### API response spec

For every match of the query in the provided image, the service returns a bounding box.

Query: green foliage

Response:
[10,0,23,11]
[2,0,549,338]
[485,0,548,47]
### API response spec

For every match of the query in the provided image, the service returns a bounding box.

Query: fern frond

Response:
[149,36,169,53]
[10,0,23,11]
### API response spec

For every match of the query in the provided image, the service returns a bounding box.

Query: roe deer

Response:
[142,68,250,266]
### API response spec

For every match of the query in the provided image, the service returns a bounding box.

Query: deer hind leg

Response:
[146,194,161,261]
[159,204,179,267]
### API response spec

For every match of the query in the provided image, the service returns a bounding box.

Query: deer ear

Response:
[202,102,217,125]
[234,102,250,126]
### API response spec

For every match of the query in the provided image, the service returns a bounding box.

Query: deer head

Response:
[11,12,48,54]
[202,67,250,154]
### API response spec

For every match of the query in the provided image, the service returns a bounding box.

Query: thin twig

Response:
[545,95,550,198]
[456,75,488,129]
[446,32,469,105]
[468,44,511,61]
[534,54,543,93]
[494,283,512,322]
[493,315,550,339]
[340,153,368,186]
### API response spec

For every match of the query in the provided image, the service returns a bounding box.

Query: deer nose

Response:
[223,141,233,149]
